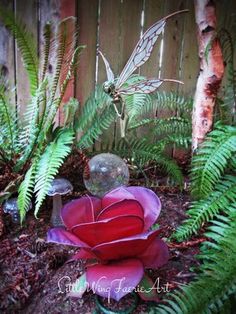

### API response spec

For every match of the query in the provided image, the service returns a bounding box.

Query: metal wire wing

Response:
[118,79,164,95]
[98,50,115,82]
[116,9,188,90]
[115,19,166,89]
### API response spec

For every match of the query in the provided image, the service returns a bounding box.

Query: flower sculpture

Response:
[47,186,169,301]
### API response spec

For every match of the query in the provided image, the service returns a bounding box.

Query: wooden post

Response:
[192,0,224,151]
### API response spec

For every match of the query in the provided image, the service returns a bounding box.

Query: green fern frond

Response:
[0,84,16,157]
[46,45,85,130]
[18,160,37,222]
[19,80,48,148]
[173,175,236,241]
[112,138,184,186]
[77,105,116,149]
[0,6,38,94]
[154,210,236,314]
[137,91,193,117]
[41,22,52,81]
[34,129,74,216]
[76,85,111,132]
[125,92,152,121]
[14,81,48,172]
[191,124,236,199]
[50,17,78,102]
[152,117,191,137]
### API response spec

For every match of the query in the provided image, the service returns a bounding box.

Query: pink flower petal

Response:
[102,187,135,208]
[97,199,144,221]
[92,229,162,261]
[138,238,169,269]
[47,228,89,247]
[72,215,144,247]
[61,195,101,229]
[126,186,161,230]
[86,258,144,301]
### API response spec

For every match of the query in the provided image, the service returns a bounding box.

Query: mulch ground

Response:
[0,185,202,314]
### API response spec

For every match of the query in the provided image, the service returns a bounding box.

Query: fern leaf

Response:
[0,6,38,94]
[41,22,52,81]
[191,124,236,199]
[173,175,236,241]
[137,91,193,117]
[76,85,111,132]
[154,210,236,314]
[112,138,184,186]
[77,106,116,149]
[18,161,37,222]
[0,84,16,157]
[34,129,74,216]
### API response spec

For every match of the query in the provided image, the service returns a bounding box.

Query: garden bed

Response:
[0,184,201,313]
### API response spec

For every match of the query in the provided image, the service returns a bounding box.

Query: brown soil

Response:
[0,185,202,314]
[0,150,201,314]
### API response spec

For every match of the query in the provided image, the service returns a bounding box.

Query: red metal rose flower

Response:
[47,186,169,301]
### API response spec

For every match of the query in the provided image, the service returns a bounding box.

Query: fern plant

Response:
[191,124,236,199]
[172,124,236,241]
[76,80,193,186]
[0,9,85,221]
[154,208,236,314]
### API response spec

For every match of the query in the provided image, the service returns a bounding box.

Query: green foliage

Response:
[77,82,192,186]
[154,209,236,314]
[172,122,236,242]
[191,124,236,199]
[0,6,38,95]
[111,138,184,186]
[173,174,236,241]
[34,129,74,216]
[0,13,84,220]
[0,83,17,160]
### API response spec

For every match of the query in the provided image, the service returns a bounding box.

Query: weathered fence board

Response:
[1,0,233,138]
[119,0,143,73]
[76,0,98,106]
[160,0,186,93]
[140,0,165,79]
[14,0,38,119]
[59,0,77,124]
[180,0,198,96]
[0,0,15,107]
[39,0,61,125]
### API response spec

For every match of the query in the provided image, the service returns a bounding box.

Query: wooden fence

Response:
[0,0,235,124]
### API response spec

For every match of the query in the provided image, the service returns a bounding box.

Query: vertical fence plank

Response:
[179,0,198,96]
[98,0,122,84]
[14,0,38,119]
[76,0,98,106]
[0,0,15,107]
[140,0,165,78]
[97,0,122,150]
[39,0,61,125]
[59,0,76,124]
[160,0,186,93]
[119,0,143,70]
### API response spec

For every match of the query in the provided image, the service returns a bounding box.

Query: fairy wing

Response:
[119,78,184,95]
[116,10,188,90]
[118,79,164,95]
[98,50,115,82]
[115,19,166,89]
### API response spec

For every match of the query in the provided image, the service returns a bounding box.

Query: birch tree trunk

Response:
[192,0,224,151]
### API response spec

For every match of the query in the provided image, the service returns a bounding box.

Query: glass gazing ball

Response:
[83,153,129,197]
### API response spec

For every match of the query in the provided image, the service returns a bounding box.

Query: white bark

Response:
[192,0,224,151]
